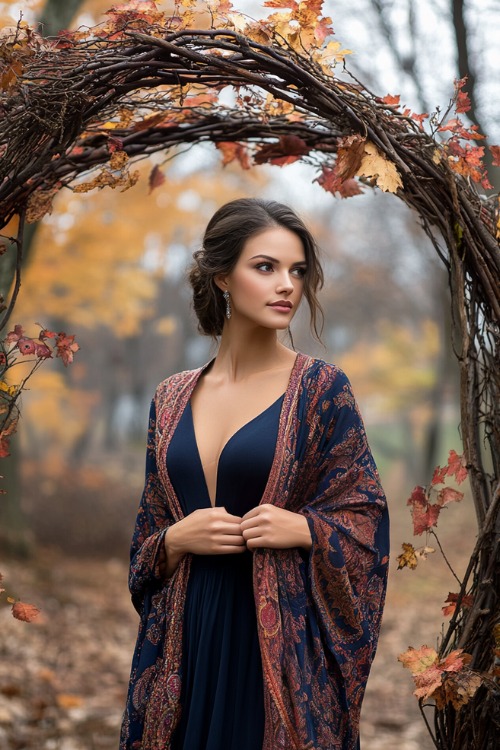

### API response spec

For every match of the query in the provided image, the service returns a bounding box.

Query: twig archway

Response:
[0,2,498,747]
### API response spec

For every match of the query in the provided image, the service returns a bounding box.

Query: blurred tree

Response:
[18,157,267,465]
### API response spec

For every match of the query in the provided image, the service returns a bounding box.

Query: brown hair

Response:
[188,198,324,339]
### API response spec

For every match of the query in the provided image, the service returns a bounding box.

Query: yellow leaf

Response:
[0,381,16,397]
[356,141,403,193]
[397,543,418,570]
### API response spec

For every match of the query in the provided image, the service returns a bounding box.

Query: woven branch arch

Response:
[0,11,498,748]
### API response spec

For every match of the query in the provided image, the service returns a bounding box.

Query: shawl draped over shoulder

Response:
[119,353,389,750]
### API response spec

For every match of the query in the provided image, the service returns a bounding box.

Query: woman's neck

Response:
[212,329,294,383]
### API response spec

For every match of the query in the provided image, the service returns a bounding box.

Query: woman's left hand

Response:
[240,504,312,551]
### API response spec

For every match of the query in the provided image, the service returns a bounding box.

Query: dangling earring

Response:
[223,290,231,320]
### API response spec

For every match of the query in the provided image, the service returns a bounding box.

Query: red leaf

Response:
[5,324,24,343]
[316,165,342,194]
[11,601,40,623]
[148,164,165,193]
[55,333,80,367]
[39,328,57,340]
[407,485,427,509]
[442,592,473,617]
[412,502,441,536]
[338,178,363,198]
[17,337,36,356]
[34,341,52,359]
[437,487,464,506]
[431,464,448,486]
[490,145,500,167]
[254,135,310,166]
[446,450,468,484]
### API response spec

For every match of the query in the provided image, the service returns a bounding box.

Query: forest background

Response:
[0,0,498,748]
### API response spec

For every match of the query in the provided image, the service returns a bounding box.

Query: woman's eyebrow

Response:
[249,254,307,265]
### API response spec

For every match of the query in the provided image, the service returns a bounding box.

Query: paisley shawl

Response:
[119,353,389,750]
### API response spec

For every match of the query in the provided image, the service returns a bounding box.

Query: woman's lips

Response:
[268,302,293,313]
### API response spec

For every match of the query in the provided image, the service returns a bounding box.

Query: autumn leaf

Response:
[454,76,471,114]
[398,645,438,675]
[431,463,448,485]
[55,333,80,367]
[356,141,403,193]
[5,324,24,343]
[434,670,482,710]
[442,591,473,617]
[216,142,251,170]
[397,543,418,570]
[399,645,480,705]
[11,600,41,623]
[315,136,366,196]
[455,90,471,114]
[446,450,468,484]
[490,145,500,167]
[17,337,36,356]
[26,189,56,223]
[254,135,310,166]
[381,94,400,106]
[148,164,165,193]
[438,118,485,140]
[407,485,441,535]
[338,178,363,198]
[437,487,464,506]
[0,381,17,397]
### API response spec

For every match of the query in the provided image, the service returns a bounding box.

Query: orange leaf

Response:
[381,94,400,106]
[398,645,438,675]
[490,145,500,167]
[11,601,40,622]
[216,142,251,170]
[455,89,471,114]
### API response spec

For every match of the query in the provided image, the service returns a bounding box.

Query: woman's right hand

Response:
[164,507,246,576]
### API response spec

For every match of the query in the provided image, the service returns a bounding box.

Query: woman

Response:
[120,198,389,750]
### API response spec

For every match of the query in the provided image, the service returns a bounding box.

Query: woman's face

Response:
[220,226,307,331]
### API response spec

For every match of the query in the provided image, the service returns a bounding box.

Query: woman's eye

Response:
[292,267,307,278]
[256,263,273,272]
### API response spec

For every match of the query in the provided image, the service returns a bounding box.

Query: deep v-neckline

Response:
[187,394,285,507]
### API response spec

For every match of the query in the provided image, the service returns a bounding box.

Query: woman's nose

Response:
[276,272,294,294]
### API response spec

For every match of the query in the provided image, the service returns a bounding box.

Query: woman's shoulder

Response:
[301,355,351,390]
[153,365,204,403]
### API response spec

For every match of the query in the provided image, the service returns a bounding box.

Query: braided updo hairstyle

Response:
[188,197,324,339]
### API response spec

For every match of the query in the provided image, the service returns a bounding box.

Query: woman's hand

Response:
[164,507,246,576]
[240,504,312,551]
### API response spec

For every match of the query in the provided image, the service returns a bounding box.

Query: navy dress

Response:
[166,394,284,750]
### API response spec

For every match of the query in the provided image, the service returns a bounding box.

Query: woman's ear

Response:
[214,274,229,292]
